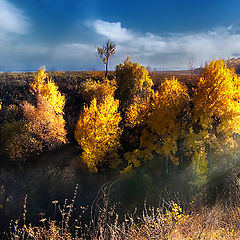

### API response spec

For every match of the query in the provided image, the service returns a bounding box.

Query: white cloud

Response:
[51,43,97,68]
[0,0,30,36]
[93,19,134,42]
[3,18,240,71]
[91,19,240,69]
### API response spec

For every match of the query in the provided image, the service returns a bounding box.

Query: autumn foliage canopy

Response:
[75,81,122,173]
[1,67,67,159]
[1,59,240,182]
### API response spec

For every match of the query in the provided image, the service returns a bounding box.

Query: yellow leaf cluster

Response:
[75,95,122,173]
[81,77,116,104]
[30,66,47,94]
[30,67,65,115]
[184,59,240,180]
[125,96,151,128]
[123,77,189,172]
[116,57,153,109]
[186,60,240,166]
[146,77,190,165]
[23,96,67,149]
[192,59,240,136]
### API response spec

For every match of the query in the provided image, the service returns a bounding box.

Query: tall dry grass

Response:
[6,184,240,240]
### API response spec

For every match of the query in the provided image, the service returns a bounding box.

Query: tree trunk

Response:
[178,137,184,167]
[163,157,169,186]
[105,62,108,78]
[206,143,211,165]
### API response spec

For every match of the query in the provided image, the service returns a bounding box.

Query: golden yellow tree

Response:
[186,59,240,180]
[147,77,190,164]
[2,67,67,160]
[23,95,67,149]
[115,57,153,110]
[125,96,151,128]
[75,95,122,173]
[122,77,190,173]
[30,67,65,115]
[80,77,116,104]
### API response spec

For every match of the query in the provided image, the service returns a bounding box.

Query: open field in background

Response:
[0,70,199,101]
[0,70,199,117]
[0,70,197,85]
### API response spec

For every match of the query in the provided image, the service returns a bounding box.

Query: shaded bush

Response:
[115,57,153,110]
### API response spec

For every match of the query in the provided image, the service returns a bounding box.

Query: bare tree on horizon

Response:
[97,40,116,78]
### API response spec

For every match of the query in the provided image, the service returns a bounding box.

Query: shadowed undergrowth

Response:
[6,183,240,240]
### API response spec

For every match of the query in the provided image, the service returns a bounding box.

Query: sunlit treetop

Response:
[184,59,240,181]
[81,77,117,104]
[30,67,47,93]
[30,67,65,115]
[145,76,190,164]
[149,76,189,137]
[122,76,190,172]
[115,57,154,109]
[125,96,151,128]
[192,59,240,137]
[75,95,122,173]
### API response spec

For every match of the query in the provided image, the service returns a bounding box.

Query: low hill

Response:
[225,57,240,73]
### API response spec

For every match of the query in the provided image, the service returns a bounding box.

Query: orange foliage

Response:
[23,95,67,149]
[3,67,67,159]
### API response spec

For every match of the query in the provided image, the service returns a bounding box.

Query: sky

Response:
[1,0,240,71]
